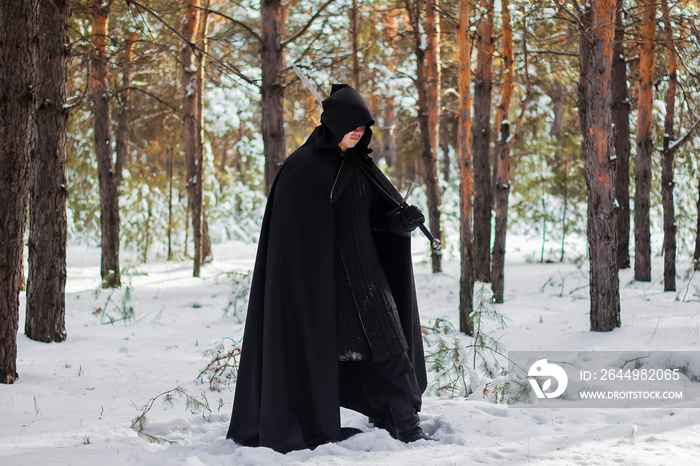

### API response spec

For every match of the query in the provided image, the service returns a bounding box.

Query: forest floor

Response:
[2,234,700,465]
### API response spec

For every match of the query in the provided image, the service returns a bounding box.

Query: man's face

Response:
[338,125,366,152]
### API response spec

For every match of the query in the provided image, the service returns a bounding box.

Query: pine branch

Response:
[665,117,700,155]
[196,6,262,43]
[126,0,258,86]
[282,0,335,48]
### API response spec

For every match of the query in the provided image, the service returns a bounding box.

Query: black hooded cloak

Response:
[227,85,427,453]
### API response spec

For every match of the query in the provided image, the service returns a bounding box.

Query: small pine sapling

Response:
[130,387,212,444]
[198,337,242,391]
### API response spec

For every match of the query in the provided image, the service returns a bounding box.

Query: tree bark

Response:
[660,0,677,292]
[440,107,451,183]
[612,0,631,269]
[634,0,656,282]
[26,0,70,343]
[578,0,620,332]
[426,0,441,159]
[405,0,443,273]
[472,2,495,283]
[182,0,203,276]
[114,33,137,188]
[491,0,514,304]
[458,0,474,334]
[167,145,174,261]
[350,0,360,90]
[551,80,570,262]
[381,99,398,169]
[261,0,286,193]
[91,1,121,288]
[0,0,39,384]
[197,3,213,264]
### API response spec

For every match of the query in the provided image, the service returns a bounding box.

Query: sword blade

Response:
[292,66,325,104]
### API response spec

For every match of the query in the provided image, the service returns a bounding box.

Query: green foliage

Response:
[423,319,473,398]
[197,337,242,392]
[469,285,509,373]
[422,286,533,403]
[92,274,135,325]
[223,271,252,321]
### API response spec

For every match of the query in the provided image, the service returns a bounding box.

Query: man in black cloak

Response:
[227,84,429,453]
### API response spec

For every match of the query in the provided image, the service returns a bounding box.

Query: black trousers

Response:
[339,352,422,435]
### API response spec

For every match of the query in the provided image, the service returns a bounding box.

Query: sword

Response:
[293,66,324,103]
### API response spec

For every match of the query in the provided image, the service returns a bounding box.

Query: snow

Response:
[3,235,700,465]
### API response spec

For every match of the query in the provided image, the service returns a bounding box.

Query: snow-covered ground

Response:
[2,235,700,465]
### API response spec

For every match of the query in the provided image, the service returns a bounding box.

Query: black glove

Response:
[399,205,425,233]
[378,205,424,237]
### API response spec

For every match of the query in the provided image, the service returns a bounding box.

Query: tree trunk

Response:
[612,0,631,269]
[491,0,514,304]
[0,0,39,384]
[350,0,360,90]
[197,4,213,264]
[91,1,120,288]
[405,0,443,273]
[114,33,137,188]
[458,0,474,335]
[167,145,174,261]
[440,107,451,183]
[551,80,569,262]
[182,0,203,276]
[661,0,677,292]
[472,3,495,283]
[578,0,620,332]
[633,0,656,282]
[21,257,27,293]
[261,0,286,193]
[426,0,441,159]
[382,99,398,169]
[26,0,70,343]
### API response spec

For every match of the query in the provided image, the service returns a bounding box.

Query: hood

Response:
[315,84,374,151]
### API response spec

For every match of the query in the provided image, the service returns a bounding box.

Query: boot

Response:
[370,416,400,440]
[387,400,432,443]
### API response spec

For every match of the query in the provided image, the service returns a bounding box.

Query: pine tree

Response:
[26,0,71,343]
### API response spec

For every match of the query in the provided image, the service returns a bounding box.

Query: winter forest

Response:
[2,0,700,464]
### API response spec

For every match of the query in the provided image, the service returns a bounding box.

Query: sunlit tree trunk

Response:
[612,0,631,269]
[261,0,286,193]
[405,0,443,273]
[26,0,70,343]
[91,0,120,288]
[350,0,360,90]
[634,0,656,282]
[182,0,204,276]
[0,0,39,384]
[197,3,212,263]
[472,1,494,283]
[661,0,677,292]
[458,0,474,334]
[491,0,514,304]
[578,0,620,332]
